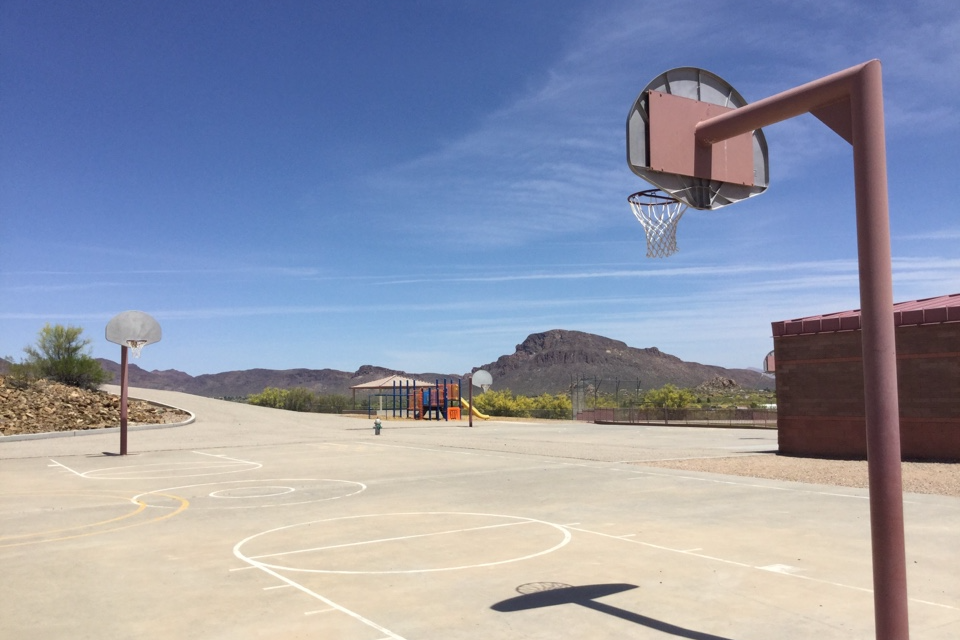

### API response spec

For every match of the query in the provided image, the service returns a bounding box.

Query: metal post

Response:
[695,60,908,640]
[851,62,909,640]
[119,345,128,455]
[468,374,474,428]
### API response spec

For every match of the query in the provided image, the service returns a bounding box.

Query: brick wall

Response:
[774,322,960,459]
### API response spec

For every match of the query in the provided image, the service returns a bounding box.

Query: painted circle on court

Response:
[234,512,571,574]
[135,479,365,509]
[0,491,188,548]
[210,486,296,499]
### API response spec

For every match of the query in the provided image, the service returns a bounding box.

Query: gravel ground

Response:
[636,454,960,497]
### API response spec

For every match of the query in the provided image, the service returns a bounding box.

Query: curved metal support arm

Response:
[696,59,908,640]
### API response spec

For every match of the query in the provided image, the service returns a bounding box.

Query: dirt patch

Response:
[636,454,960,498]
[0,375,190,436]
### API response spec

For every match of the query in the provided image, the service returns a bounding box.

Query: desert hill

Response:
[477,330,767,396]
[88,329,768,398]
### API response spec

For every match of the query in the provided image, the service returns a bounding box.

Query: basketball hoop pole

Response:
[119,344,129,455]
[696,60,908,640]
[467,374,473,428]
[105,310,161,456]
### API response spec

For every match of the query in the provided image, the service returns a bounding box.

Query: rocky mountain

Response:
[475,330,769,396]
[94,360,455,399]
[89,329,769,398]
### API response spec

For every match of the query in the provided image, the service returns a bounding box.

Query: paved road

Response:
[2,388,957,639]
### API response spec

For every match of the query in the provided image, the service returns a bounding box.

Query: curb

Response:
[0,397,196,443]
[591,420,776,430]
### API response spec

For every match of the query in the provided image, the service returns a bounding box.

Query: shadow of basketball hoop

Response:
[491,583,734,640]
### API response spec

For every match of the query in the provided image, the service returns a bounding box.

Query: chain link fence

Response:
[575,406,776,428]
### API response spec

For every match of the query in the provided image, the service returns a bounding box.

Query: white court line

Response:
[51,453,261,481]
[87,462,252,475]
[304,608,335,615]
[627,470,872,500]
[236,512,572,575]
[248,520,533,560]
[133,478,366,511]
[357,442,478,456]
[49,459,83,477]
[567,525,957,611]
[357,441,581,466]
[239,562,408,640]
[374,466,553,485]
[619,455,761,463]
[192,451,262,466]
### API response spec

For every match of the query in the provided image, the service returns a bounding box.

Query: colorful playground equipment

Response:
[360,375,493,421]
[380,378,470,421]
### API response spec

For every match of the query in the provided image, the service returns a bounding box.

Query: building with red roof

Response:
[772,293,960,460]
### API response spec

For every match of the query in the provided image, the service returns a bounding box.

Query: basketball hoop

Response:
[628,189,687,258]
[126,339,148,358]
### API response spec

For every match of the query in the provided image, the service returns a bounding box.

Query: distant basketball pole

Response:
[105,311,162,456]
[693,60,907,640]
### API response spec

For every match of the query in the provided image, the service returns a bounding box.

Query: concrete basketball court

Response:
[2,388,957,639]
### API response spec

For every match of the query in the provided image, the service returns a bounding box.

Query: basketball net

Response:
[628,189,687,258]
[126,340,148,359]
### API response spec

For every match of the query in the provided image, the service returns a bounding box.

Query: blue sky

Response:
[2,0,959,378]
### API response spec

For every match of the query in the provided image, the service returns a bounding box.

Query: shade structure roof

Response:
[349,375,436,391]
[772,293,960,337]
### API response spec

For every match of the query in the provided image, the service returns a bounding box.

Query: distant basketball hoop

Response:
[763,350,776,376]
[105,311,162,455]
[106,311,162,358]
[466,369,493,428]
[471,369,493,393]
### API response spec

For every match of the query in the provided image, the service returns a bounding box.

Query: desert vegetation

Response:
[247,387,364,414]
[6,324,110,391]
[245,381,774,420]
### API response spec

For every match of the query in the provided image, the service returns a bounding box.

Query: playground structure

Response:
[354,376,489,421]
[405,379,460,421]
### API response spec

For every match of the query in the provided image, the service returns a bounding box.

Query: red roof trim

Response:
[771,293,960,336]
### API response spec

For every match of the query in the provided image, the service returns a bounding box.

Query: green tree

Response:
[531,393,572,419]
[315,394,349,414]
[473,389,533,417]
[248,387,287,408]
[22,324,109,390]
[642,384,696,409]
[283,387,316,412]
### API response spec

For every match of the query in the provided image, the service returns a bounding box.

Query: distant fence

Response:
[577,407,777,429]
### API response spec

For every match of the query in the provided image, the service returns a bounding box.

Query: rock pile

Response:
[0,375,189,436]
[694,375,741,394]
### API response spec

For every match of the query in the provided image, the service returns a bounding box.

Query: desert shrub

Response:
[248,387,287,408]
[248,387,353,414]
[531,393,572,419]
[314,394,349,414]
[3,358,39,389]
[642,384,696,409]
[22,324,109,390]
[283,387,315,412]
[472,389,533,417]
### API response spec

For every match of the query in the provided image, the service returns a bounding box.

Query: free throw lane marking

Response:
[234,561,408,640]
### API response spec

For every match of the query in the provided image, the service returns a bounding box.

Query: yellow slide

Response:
[460,398,490,420]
